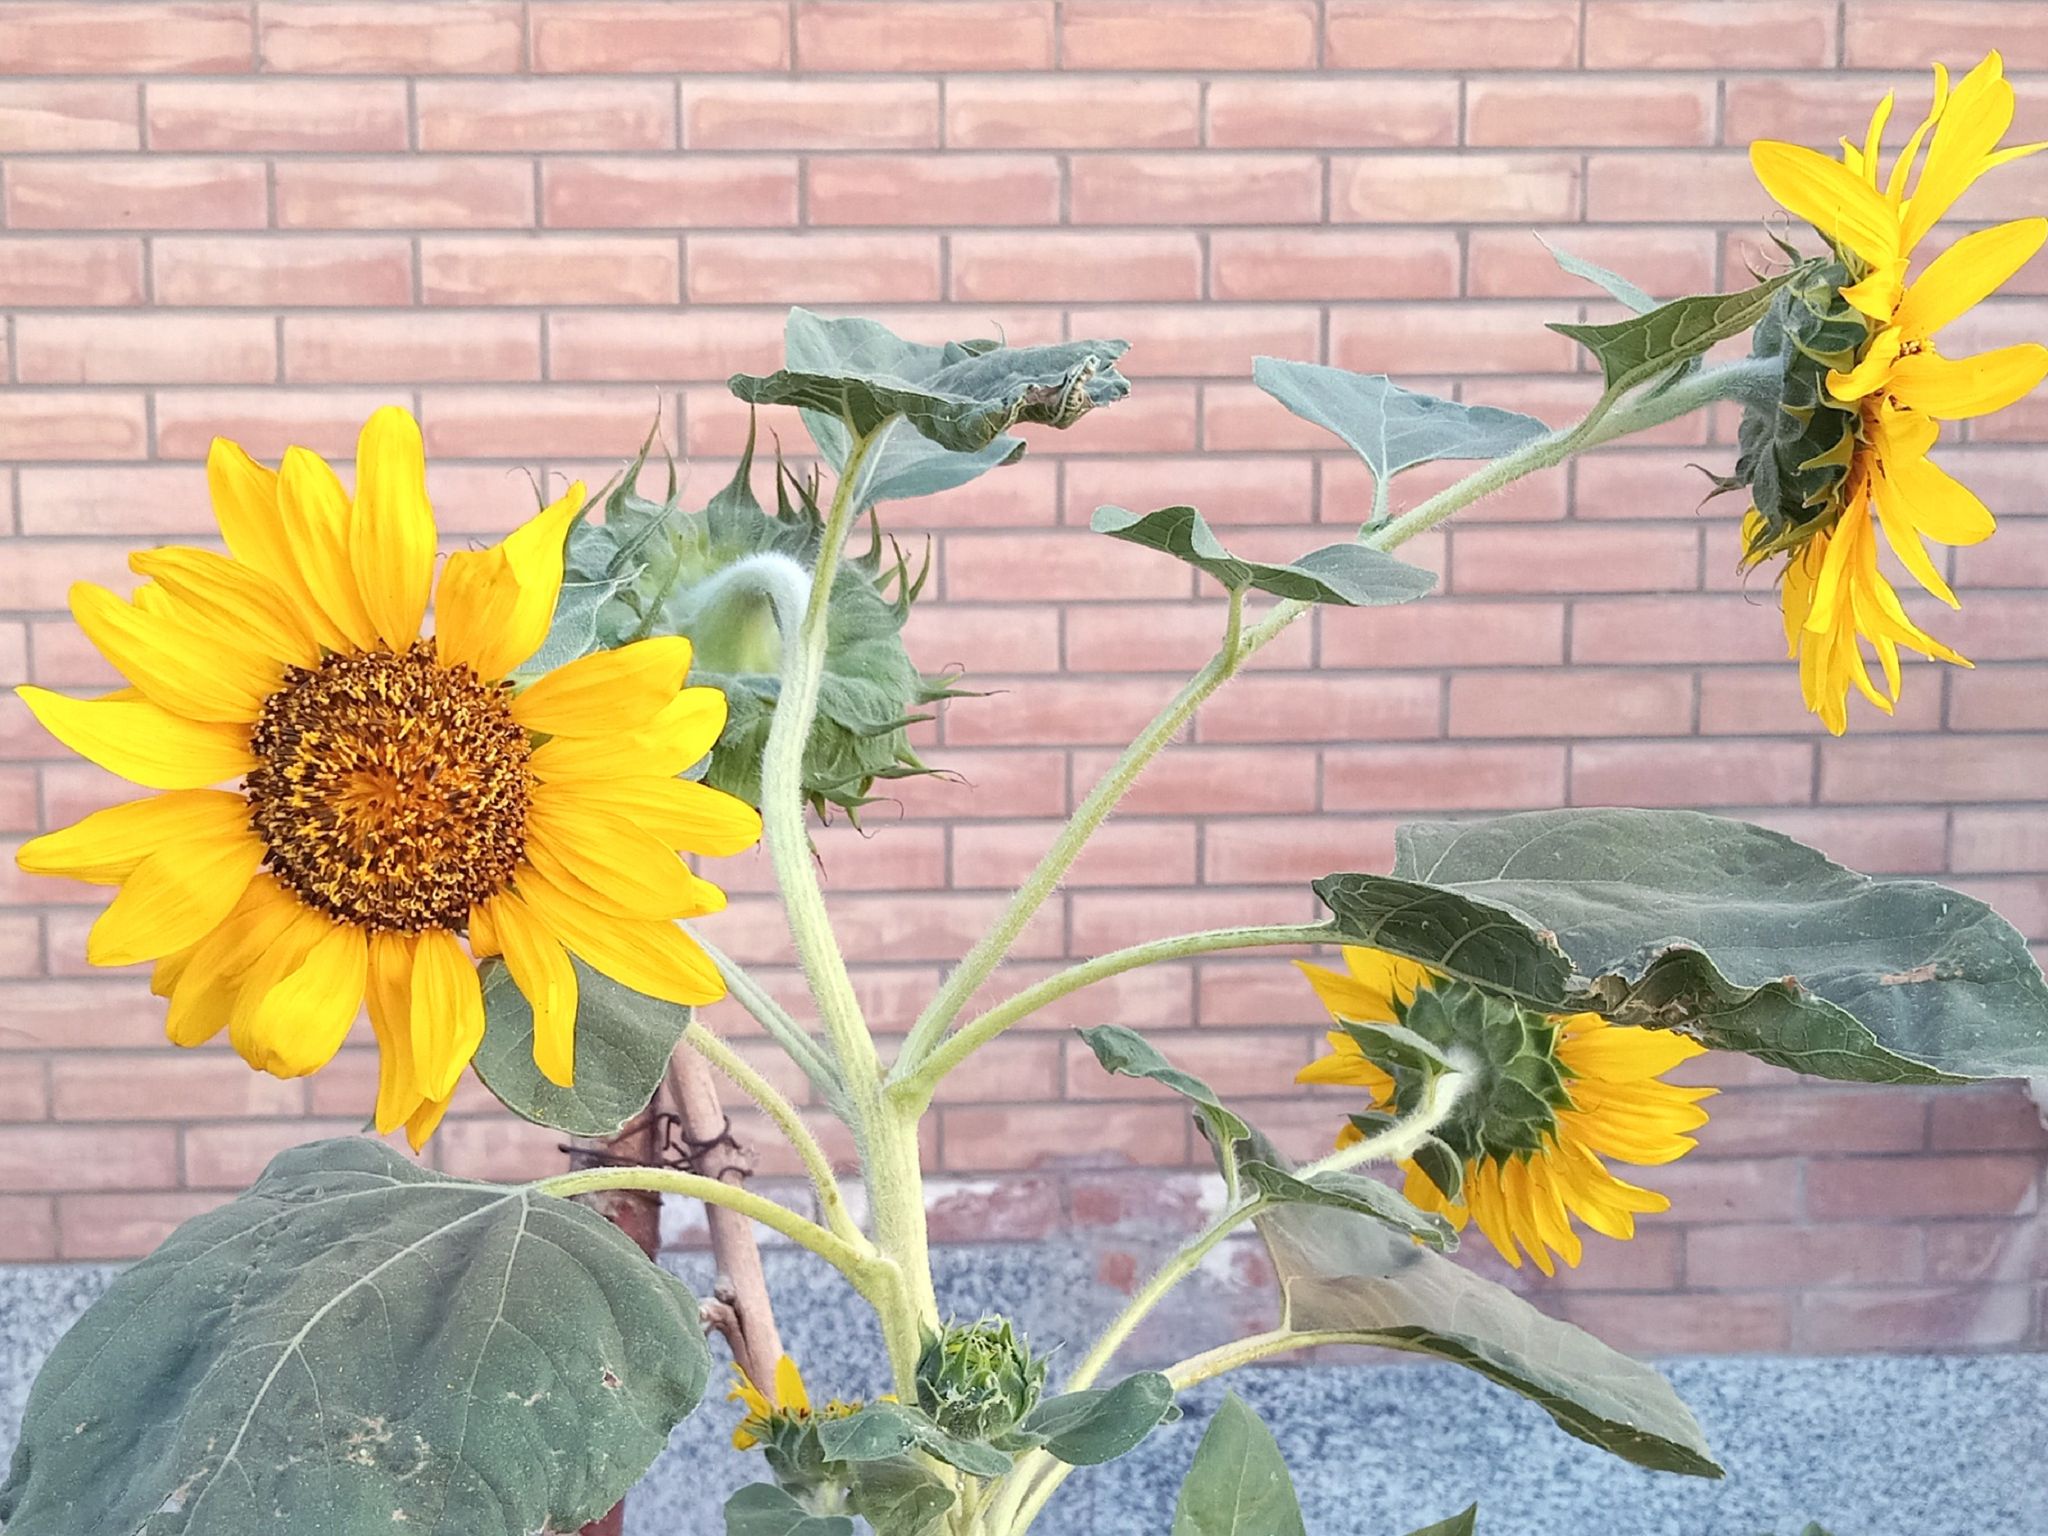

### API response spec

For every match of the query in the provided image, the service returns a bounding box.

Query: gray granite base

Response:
[0,1251,2042,1535]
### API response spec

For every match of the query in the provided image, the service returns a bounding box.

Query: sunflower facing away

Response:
[14,407,761,1146]
[1743,52,2047,733]
[729,1355,864,1452]
[1297,948,1714,1276]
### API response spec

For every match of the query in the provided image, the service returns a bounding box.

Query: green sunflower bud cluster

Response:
[563,420,963,820]
[913,1316,1049,1443]
[1340,980,1576,1204]
[1720,256,1874,562]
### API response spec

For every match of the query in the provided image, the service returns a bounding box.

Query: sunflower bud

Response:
[913,1316,1047,1443]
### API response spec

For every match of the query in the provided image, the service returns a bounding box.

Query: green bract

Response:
[914,1316,1050,1443]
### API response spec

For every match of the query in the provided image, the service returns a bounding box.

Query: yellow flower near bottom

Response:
[728,1355,869,1451]
[14,407,762,1148]
[1297,948,1715,1277]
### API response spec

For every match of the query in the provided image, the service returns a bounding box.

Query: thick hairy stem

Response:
[1163,1328,1366,1391]
[1296,1067,1469,1179]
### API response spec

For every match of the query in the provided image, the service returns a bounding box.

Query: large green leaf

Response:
[731,309,1129,456]
[474,957,689,1137]
[1550,266,1811,396]
[1018,1373,1179,1466]
[1253,359,1549,484]
[725,1483,854,1536]
[845,1458,954,1535]
[1337,808,2048,1083]
[1313,873,1575,1008]
[0,1138,708,1535]
[1092,504,1437,605]
[1254,1190,1720,1477]
[1170,1393,1306,1536]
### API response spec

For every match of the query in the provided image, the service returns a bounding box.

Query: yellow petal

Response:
[1894,218,2048,340]
[435,483,586,682]
[1881,440,1996,546]
[366,931,426,1135]
[484,890,579,1088]
[17,685,255,790]
[1294,959,1397,1025]
[511,635,696,736]
[1825,327,1903,402]
[1749,140,1902,269]
[526,789,723,920]
[164,876,306,1048]
[1557,1021,1702,1081]
[71,582,283,725]
[517,871,725,1006]
[16,789,247,887]
[350,406,436,650]
[87,825,265,968]
[237,917,368,1079]
[1888,343,2048,420]
[1872,487,1959,608]
[774,1356,810,1414]
[408,928,484,1102]
[1900,53,2019,252]
[278,445,379,652]
[405,1090,454,1151]
[130,546,319,670]
[544,776,762,859]
[529,687,730,782]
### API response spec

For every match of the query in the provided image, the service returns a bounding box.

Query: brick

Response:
[1740,807,1949,876]
[1585,152,1769,223]
[945,677,1194,747]
[807,155,1060,227]
[0,393,149,461]
[1060,2,1317,69]
[1929,1085,2048,1152]
[797,1,1052,69]
[1197,674,1441,744]
[686,81,938,150]
[57,1191,224,1260]
[1572,596,1787,665]
[1845,2,2048,69]
[1688,1223,1922,1289]
[1560,1291,1790,1353]
[1073,309,1324,383]
[1070,155,1322,226]
[0,1196,57,1260]
[1450,669,1693,738]
[0,1125,179,1191]
[945,532,1188,602]
[1571,740,1815,809]
[5,157,266,229]
[924,1177,1063,1243]
[953,820,1197,889]
[0,237,142,307]
[542,157,798,230]
[1071,745,1320,817]
[1808,1156,2042,1220]
[1584,1,1837,68]
[146,79,407,150]
[1326,742,1566,812]
[418,79,676,152]
[546,312,782,389]
[1926,1222,2048,1284]
[152,236,414,307]
[421,235,679,306]
[276,158,536,229]
[930,1035,1065,1103]
[1326,2,1580,69]
[1953,809,2048,875]
[1644,1157,1804,1223]
[1331,303,1578,375]
[1062,598,1315,672]
[946,77,1199,149]
[259,2,523,72]
[52,1051,304,1120]
[1333,154,1581,224]
[16,314,275,385]
[1323,600,1567,669]
[688,233,940,304]
[0,3,251,73]
[0,81,139,150]
[284,312,542,385]
[951,232,1201,302]
[1210,229,1461,302]
[1467,77,1716,148]
[1208,78,1458,149]
[151,389,396,461]
[1823,736,2048,804]
[941,1102,1187,1171]
[531,1,788,71]
[1952,666,2048,732]
[1203,816,1401,885]
[419,388,678,460]
[1795,1285,2035,1352]
[1699,666,1945,737]
[1700,1088,1929,1159]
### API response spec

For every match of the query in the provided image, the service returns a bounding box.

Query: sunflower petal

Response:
[17,789,248,887]
[409,928,485,1102]
[17,686,255,790]
[86,824,265,968]
[529,687,730,781]
[1888,343,2048,420]
[350,406,436,650]
[279,444,379,652]
[128,547,319,669]
[526,789,724,920]
[517,870,725,1006]
[484,890,579,1088]
[1900,52,2019,252]
[511,635,696,736]
[543,775,762,860]
[164,876,306,1048]
[1894,218,2048,340]
[1750,140,1902,269]
[435,483,586,682]
[365,932,426,1135]
[71,582,284,724]
[237,918,368,1080]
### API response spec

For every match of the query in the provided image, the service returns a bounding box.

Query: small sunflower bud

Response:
[913,1317,1047,1443]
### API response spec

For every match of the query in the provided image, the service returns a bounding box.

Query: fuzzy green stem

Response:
[1163,1328,1364,1391]
[697,936,841,1102]
[1296,1066,1470,1180]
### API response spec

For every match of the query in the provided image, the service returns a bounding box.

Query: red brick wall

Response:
[1,1,2044,1352]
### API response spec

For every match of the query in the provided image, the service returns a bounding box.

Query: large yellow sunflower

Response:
[15,407,761,1147]
[1747,53,2047,732]
[1297,948,1713,1277]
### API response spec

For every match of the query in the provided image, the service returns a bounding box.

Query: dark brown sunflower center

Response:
[246,641,532,932]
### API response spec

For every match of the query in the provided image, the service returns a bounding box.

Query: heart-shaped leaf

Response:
[1170,1393,1306,1536]
[1020,1373,1179,1466]
[1092,504,1436,605]
[0,1139,709,1535]
[1254,359,1550,487]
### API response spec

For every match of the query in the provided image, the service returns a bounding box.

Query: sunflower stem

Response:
[1161,1328,1366,1391]
[1296,1066,1469,1179]
[696,935,842,1103]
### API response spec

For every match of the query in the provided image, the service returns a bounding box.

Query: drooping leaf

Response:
[1402,1504,1481,1536]
[1253,359,1550,486]
[1170,1393,1306,1536]
[1077,1024,1250,1147]
[1549,266,1813,397]
[474,957,689,1137]
[1539,236,1656,313]
[0,1138,709,1535]
[845,1458,955,1535]
[724,1483,854,1536]
[1254,1188,1721,1477]
[1236,1159,1455,1252]
[815,1401,1012,1479]
[1092,504,1437,605]
[1314,871,1575,1007]
[732,308,1130,456]
[1342,808,2048,1083]
[1020,1373,1179,1466]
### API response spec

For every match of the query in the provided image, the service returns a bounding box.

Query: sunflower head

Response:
[729,1356,871,1497]
[913,1315,1048,1444]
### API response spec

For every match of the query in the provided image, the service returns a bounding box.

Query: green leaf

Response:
[1253,358,1550,485]
[731,308,1129,456]
[0,1138,709,1535]
[725,1483,855,1536]
[1367,808,2048,1083]
[1020,1373,1179,1466]
[1337,1019,1453,1075]
[474,957,689,1136]
[1314,872,1575,1007]
[1092,504,1437,605]
[1254,1190,1720,1477]
[1550,266,1811,396]
[845,1458,955,1536]
[1077,1024,1250,1147]
[1403,1504,1480,1536]
[1237,1159,1455,1252]
[514,570,638,678]
[1170,1393,1306,1536]
[814,1401,1012,1479]
[1540,236,1656,313]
